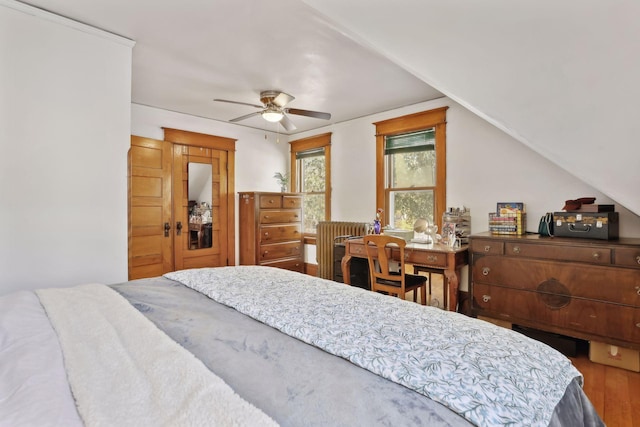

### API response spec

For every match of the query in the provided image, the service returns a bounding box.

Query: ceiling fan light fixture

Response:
[262,107,284,123]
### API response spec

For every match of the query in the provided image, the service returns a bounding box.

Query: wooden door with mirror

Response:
[172,144,228,270]
[128,130,236,280]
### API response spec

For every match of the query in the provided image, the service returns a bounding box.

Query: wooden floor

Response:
[571,349,640,426]
[408,268,640,426]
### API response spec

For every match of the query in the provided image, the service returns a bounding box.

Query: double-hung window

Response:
[290,133,331,234]
[375,108,447,230]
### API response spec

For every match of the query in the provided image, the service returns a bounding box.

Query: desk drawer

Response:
[260,210,301,224]
[403,249,447,268]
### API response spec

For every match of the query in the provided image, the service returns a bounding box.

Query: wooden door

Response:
[173,144,229,270]
[128,136,173,279]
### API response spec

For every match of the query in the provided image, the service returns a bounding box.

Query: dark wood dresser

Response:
[239,192,304,272]
[469,232,640,349]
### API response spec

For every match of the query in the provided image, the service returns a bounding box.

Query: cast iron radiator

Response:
[316,221,368,280]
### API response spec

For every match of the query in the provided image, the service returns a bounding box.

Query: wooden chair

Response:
[363,234,428,305]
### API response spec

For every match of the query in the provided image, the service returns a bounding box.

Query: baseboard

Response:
[305,263,318,277]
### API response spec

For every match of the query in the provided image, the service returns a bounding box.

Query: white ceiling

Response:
[303,0,640,216]
[14,0,640,215]
[17,0,442,135]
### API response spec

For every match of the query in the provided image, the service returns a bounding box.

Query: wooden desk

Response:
[341,238,469,311]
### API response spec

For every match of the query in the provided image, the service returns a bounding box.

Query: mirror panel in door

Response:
[188,162,213,250]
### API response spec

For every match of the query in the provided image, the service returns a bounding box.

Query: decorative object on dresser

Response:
[469,232,640,352]
[239,192,304,272]
[554,197,618,240]
[488,202,526,235]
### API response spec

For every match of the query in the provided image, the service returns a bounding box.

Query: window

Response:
[374,108,447,230]
[290,133,331,234]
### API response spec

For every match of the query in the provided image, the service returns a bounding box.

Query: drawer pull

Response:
[482,295,491,303]
[512,246,520,254]
[636,286,640,296]
[482,267,490,276]
[592,252,600,260]
[264,232,269,236]
[427,255,438,262]
[264,215,270,219]
[269,200,274,204]
[484,245,491,252]
[636,323,640,328]
[636,256,640,265]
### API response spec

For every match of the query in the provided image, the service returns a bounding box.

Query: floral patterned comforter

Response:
[166,266,582,427]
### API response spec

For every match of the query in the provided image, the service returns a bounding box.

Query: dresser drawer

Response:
[470,239,504,255]
[504,242,612,265]
[259,194,283,208]
[259,210,301,224]
[259,241,302,262]
[260,224,301,243]
[282,195,302,209]
[262,258,304,273]
[616,247,640,269]
[472,255,640,307]
[473,283,640,343]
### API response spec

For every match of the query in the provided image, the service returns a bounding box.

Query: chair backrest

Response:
[362,234,407,291]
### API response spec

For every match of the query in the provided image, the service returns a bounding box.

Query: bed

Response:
[1,266,603,427]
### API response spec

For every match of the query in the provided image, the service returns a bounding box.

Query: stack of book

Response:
[489,203,526,235]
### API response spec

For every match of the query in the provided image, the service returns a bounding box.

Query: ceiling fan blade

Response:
[229,111,261,122]
[272,92,295,108]
[279,114,297,131]
[213,98,263,109]
[285,108,331,120]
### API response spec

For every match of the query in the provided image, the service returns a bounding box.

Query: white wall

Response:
[297,97,640,238]
[0,2,133,295]
[296,97,640,283]
[131,104,290,261]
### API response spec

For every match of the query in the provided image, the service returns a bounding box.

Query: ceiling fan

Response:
[213,90,331,131]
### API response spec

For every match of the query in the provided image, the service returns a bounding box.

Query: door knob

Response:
[176,221,183,236]
[164,222,171,237]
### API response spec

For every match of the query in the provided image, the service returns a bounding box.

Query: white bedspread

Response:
[36,283,278,427]
[166,266,583,427]
[0,291,82,427]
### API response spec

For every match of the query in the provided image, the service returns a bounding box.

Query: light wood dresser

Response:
[469,232,640,349]
[239,192,304,272]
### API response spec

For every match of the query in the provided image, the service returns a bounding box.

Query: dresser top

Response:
[471,231,640,247]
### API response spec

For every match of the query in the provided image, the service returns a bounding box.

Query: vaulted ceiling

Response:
[302,0,640,216]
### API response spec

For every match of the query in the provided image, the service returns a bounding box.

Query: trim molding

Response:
[0,0,136,48]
